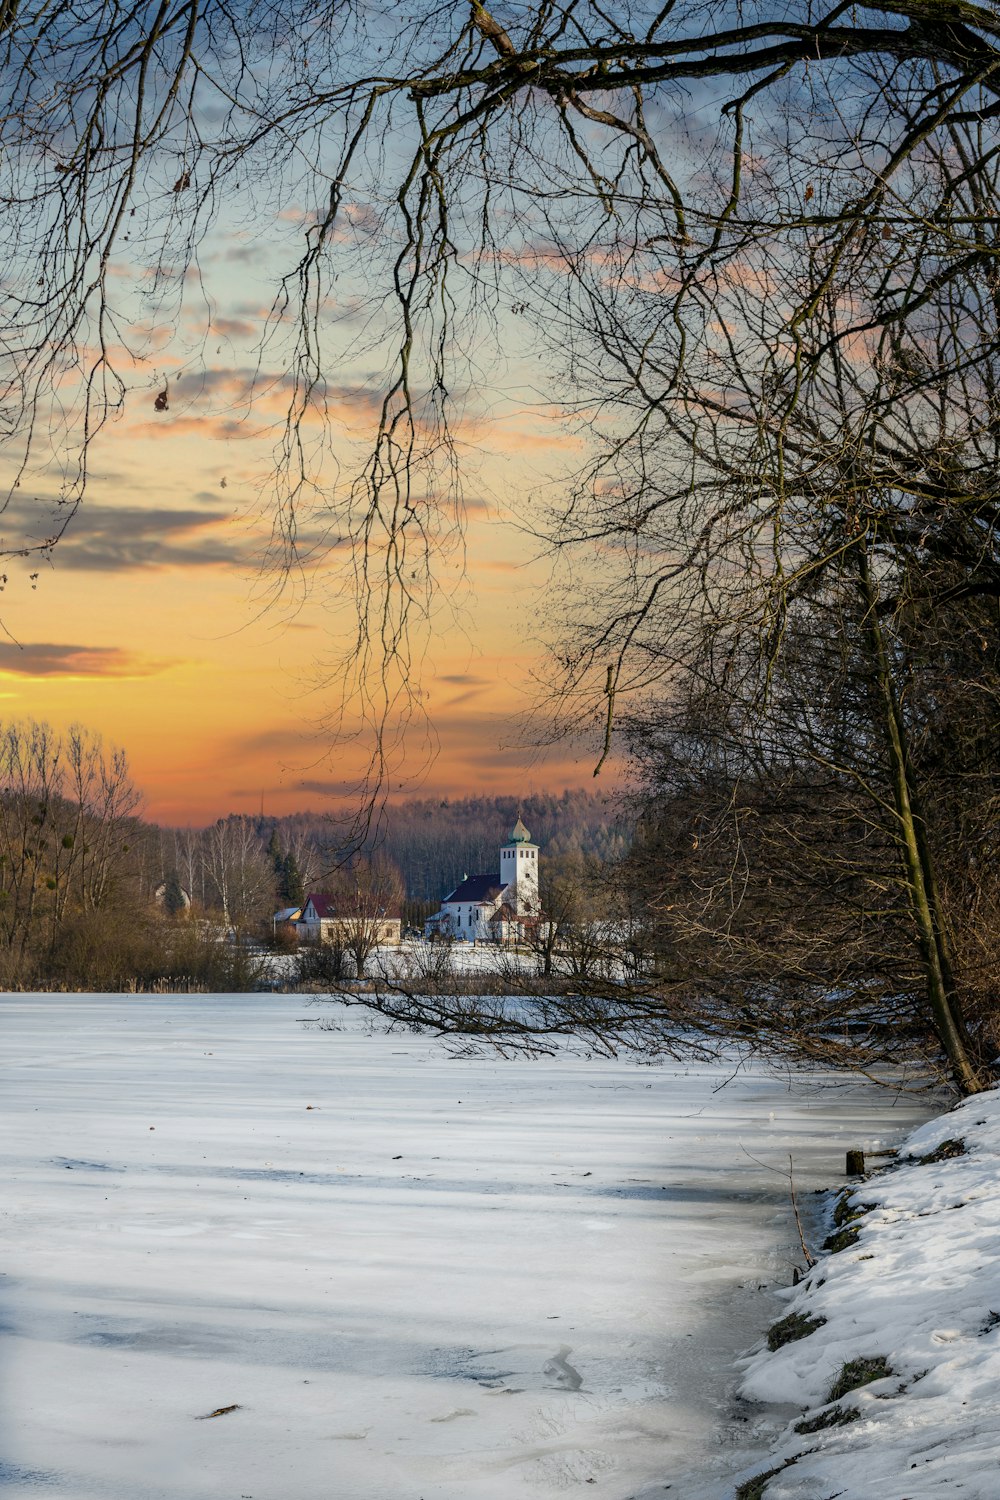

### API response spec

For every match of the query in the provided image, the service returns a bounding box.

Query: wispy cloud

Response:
[0,642,176,678]
[47,502,251,574]
[233,727,322,757]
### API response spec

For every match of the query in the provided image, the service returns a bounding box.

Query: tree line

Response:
[248,792,623,902]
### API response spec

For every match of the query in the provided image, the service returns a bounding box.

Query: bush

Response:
[271,922,300,954]
[296,941,352,985]
[35,909,268,992]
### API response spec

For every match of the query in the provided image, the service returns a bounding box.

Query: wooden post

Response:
[846,1149,866,1176]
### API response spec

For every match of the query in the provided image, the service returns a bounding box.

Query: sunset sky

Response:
[1,222,603,825]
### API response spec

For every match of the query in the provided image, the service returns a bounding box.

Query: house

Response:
[272,906,302,940]
[298,892,402,946]
[426,815,540,942]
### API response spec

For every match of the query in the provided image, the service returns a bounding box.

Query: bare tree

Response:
[520,852,605,978]
[584,222,1000,1094]
[63,728,143,912]
[0,720,142,963]
[323,857,405,979]
[203,816,275,937]
[283,825,324,898]
[177,825,206,909]
[340,119,1000,1093]
[0,721,64,957]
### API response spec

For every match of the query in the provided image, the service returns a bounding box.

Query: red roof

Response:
[303,892,401,920]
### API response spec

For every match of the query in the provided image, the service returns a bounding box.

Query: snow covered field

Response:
[2,994,934,1500]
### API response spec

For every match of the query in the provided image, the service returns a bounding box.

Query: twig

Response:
[789,1153,817,1268]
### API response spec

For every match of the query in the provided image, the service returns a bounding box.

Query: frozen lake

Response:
[1,994,933,1499]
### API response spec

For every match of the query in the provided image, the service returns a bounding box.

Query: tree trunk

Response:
[859,544,985,1094]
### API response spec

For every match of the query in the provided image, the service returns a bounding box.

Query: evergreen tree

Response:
[281,853,305,907]
[163,871,186,918]
[266,827,282,873]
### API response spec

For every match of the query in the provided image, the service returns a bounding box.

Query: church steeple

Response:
[500,809,538,913]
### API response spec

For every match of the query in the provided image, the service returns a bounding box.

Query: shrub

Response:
[39,909,268,992]
[296,941,352,985]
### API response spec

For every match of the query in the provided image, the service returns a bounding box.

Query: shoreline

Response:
[728,1086,1000,1498]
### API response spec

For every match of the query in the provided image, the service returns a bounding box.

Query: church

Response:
[425,816,539,942]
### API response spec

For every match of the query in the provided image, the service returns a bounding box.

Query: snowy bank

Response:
[734,1086,1000,1499]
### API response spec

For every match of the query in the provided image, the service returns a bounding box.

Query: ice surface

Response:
[1,994,933,1499]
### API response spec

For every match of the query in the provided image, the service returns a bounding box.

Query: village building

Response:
[297,892,402,947]
[272,905,303,941]
[426,815,540,942]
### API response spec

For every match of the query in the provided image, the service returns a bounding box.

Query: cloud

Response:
[276,778,377,800]
[460,495,493,517]
[235,727,321,757]
[0,642,174,679]
[442,685,490,709]
[46,502,253,574]
[209,316,260,340]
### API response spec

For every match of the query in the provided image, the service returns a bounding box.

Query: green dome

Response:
[509,815,531,844]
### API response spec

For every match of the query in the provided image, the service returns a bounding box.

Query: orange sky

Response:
[1,248,607,824]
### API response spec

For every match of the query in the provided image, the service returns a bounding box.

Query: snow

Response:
[736,1086,1000,1498]
[1,993,934,1500]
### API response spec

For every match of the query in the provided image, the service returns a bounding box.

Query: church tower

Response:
[500,813,539,916]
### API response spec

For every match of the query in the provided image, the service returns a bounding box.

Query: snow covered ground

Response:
[735,1084,1000,1498]
[2,993,934,1500]
[266,936,621,984]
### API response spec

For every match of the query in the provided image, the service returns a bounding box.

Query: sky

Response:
[0,229,603,826]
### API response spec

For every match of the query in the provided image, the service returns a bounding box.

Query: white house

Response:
[426,815,540,942]
[298,892,401,946]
